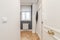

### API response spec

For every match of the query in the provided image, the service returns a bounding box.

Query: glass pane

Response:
[25,12,31,21]
[21,12,25,20]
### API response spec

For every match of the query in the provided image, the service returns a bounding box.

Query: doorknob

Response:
[48,30,55,35]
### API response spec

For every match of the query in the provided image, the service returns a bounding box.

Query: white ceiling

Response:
[21,0,38,5]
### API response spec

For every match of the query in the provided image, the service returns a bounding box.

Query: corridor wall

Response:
[0,0,20,40]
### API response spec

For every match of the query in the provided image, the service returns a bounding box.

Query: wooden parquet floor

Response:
[21,31,40,40]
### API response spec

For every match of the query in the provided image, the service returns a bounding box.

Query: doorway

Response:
[20,5,32,30]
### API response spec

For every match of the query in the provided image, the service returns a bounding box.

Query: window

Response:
[21,5,31,21]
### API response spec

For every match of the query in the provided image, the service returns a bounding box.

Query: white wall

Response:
[36,0,42,40]
[32,3,37,33]
[42,0,60,40]
[21,0,37,4]
[0,0,20,40]
[36,9,42,40]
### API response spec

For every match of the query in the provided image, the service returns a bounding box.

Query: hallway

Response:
[0,0,60,40]
[21,31,40,40]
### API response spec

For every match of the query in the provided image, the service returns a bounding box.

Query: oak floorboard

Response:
[21,31,40,40]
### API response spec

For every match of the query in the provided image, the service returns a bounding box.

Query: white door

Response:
[42,0,60,40]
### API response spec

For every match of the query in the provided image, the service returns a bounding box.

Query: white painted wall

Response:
[21,0,37,4]
[0,0,20,40]
[36,9,42,40]
[35,0,42,40]
[32,3,37,33]
[42,0,60,40]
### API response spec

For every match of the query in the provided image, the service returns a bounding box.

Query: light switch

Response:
[2,17,7,23]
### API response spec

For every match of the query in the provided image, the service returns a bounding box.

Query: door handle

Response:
[48,30,55,35]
